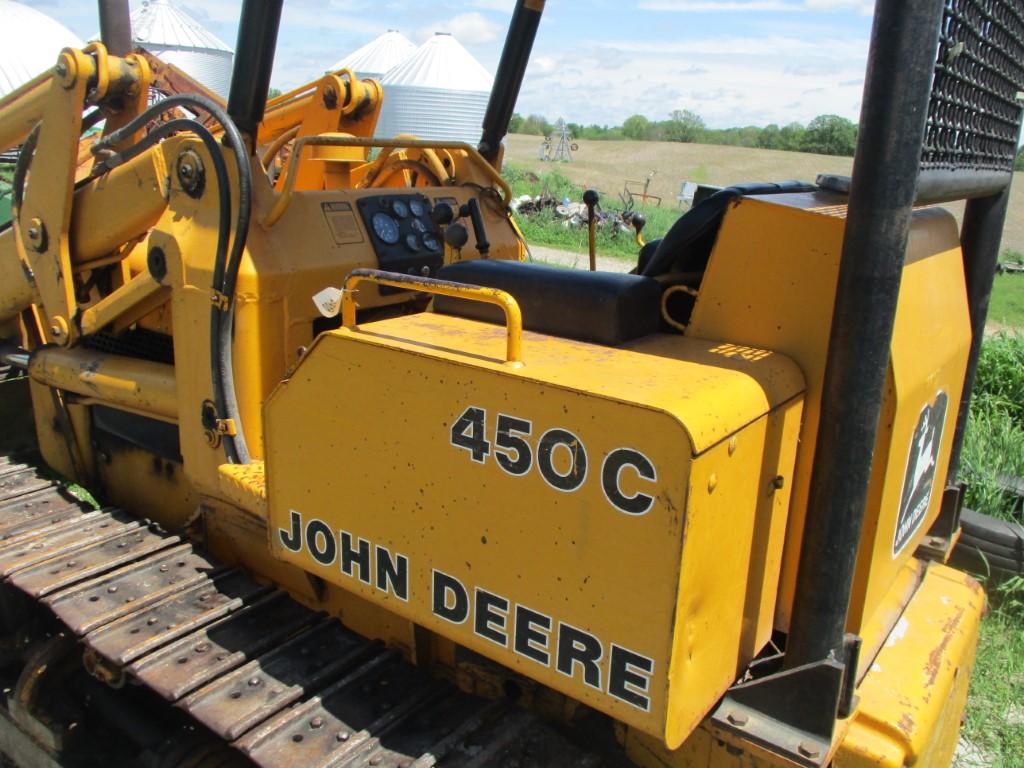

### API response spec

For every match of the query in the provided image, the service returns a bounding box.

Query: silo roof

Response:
[132,0,232,53]
[381,33,492,92]
[0,1,83,97]
[329,30,415,75]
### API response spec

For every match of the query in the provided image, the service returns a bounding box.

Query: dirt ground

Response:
[504,134,1024,257]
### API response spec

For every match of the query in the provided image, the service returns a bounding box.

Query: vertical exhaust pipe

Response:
[227,0,284,149]
[478,0,544,165]
[98,0,132,57]
[784,0,946,670]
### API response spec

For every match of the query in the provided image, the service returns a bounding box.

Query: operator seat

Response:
[434,260,661,346]
[434,181,817,346]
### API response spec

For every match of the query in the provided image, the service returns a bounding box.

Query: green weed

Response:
[972,332,1024,427]
[960,333,1024,524]
[965,608,1024,767]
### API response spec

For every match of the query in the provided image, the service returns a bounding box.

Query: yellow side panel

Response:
[264,314,804,747]
[688,196,970,636]
[847,243,971,629]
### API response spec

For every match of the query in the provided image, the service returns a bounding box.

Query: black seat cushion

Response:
[434,260,661,346]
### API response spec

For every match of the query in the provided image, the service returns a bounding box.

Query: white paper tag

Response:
[312,286,344,318]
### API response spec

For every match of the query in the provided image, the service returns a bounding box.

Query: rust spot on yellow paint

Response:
[925,606,964,687]
[898,712,915,737]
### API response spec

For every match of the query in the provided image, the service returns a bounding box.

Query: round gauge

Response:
[409,197,429,217]
[391,199,410,218]
[371,212,400,244]
[422,233,442,253]
[410,218,427,233]
[405,233,421,252]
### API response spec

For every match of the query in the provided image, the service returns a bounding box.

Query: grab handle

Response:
[341,268,523,366]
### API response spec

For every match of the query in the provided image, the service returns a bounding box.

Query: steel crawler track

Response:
[0,461,602,767]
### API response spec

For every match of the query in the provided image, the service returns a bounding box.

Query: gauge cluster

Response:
[357,194,444,284]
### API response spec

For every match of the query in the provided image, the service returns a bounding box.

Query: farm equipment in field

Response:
[622,170,661,207]
[0,0,1020,766]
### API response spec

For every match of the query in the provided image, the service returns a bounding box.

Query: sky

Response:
[23,0,877,129]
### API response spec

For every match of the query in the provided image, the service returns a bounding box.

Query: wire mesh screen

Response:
[921,0,1024,176]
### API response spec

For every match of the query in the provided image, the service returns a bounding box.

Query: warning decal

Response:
[893,390,948,556]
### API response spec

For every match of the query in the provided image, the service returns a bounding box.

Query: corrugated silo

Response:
[131,0,234,100]
[375,33,493,144]
[0,1,83,98]
[328,30,415,80]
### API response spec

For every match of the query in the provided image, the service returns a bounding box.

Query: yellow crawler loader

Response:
[0,0,1017,765]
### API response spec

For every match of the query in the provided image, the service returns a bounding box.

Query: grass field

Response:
[503,133,1024,260]
[989,272,1024,329]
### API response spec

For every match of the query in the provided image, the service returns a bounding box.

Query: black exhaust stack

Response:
[478,0,545,164]
[784,0,947,670]
[98,0,132,57]
[227,0,284,148]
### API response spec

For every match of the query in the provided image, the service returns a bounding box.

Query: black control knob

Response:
[444,222,469,250]
[431,202,456,227]
[583,189,600,210]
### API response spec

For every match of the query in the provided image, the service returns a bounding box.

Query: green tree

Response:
[622,114,651,141]
[508,113,525,134]
[801,114,857,156]
[1015,146,1024,171]
[778,122,807,151]
[757,124,782,149]
[663,109,705,143]
[521,114,552,136]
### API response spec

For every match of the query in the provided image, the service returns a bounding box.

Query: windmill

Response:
[541,119,578,162]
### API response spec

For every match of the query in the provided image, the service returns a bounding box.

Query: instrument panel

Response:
[357,194,444,281]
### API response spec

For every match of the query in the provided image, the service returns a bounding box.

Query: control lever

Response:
[629,212,647,247]
[459,199,491,257]
[583,189,599,271]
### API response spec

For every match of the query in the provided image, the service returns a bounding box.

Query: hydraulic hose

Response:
[93,94,253,464]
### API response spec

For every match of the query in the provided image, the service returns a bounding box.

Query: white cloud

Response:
[804,0,874,13]
[416,12,502,43]
[468,0,516,11]
[515,32,869,128]
[639,1,797,10]
[639,0,874,11]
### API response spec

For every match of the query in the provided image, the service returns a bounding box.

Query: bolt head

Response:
[726,710,748,727]
[26,217,46,251]
[797,741,821,759]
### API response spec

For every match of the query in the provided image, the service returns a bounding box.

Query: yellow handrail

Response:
[340,268,524,366]
[263,135,512,227]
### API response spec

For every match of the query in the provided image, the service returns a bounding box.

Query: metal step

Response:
[0,459,604,767]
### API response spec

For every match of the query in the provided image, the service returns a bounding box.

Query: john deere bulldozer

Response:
[0,0,1019,765]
